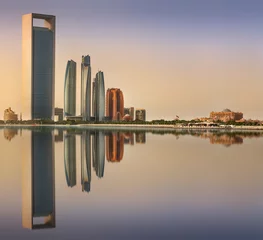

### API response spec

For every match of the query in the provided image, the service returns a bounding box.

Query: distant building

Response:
[54,108,63,121]
[4,107,18,122]
[92,71,105,121]
[22,13,55,120]
[135,109,146,121]
[210,109,243,122]
[81,55,91,121]
[106,88,124,121]
[124,107,134,120]
[64,60,76,117]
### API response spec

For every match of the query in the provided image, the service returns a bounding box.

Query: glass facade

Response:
[93,71,105,121]
[64,60,76,116]
[81,55,91,121]
[32,27,54,119]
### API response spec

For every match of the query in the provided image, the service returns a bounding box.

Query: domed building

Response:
[210,109,243,122]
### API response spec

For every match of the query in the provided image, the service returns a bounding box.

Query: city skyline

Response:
[1,1,263,120]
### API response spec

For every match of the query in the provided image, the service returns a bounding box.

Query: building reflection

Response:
[4,128,18,141]
[54,129,63,142]
[123,132,134,145]
[22,130,55,229]
[64,133,76,187]
[106,132,124,162]
[81,131,92,192]
[93,131,105,177]
[135,132,146,144]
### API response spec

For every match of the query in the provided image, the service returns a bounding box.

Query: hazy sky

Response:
[1,0,263,120]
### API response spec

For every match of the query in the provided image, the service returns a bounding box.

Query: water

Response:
[1,127,263,239]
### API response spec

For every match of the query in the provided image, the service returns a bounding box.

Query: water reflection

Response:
[106,132,124,162]
[64,133,76,187]
[187,130,263,147]
[22,130,55,229]
[4,128,18,141]
[11,127,263,232]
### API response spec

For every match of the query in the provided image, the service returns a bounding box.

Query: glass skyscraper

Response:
[93,71,105,121]
[64,60,76,117]
[22,13,55,120]
[81,55,91,121]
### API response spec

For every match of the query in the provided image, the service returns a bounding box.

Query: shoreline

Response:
[1,124,263,131]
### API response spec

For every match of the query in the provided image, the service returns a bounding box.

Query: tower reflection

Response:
[106,132,124,162]
[81,131,92,192]
[93,131,105,178]
[22,130,55,229]
[64,133,76,187]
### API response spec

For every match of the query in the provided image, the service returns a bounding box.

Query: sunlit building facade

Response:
[210,109,243,122]
[81,55,91,121]
[4,107,18,122]
[64,60,76,116]
[106,132,124,162]
[93,71,105,121]
[22,13,55,120]
[105,88,124,121]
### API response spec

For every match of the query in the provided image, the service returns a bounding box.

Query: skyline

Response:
[1,0,263,120]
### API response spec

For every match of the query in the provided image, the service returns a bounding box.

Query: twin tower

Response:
[65,56,105,121]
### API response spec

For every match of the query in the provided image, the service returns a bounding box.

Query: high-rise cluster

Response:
[22,13,146,122]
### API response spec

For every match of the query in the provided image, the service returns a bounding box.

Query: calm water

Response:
[1,127,263,239]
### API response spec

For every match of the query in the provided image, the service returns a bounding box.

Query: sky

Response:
[1,0,263,120]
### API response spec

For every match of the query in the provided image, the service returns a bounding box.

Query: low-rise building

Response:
[210,109,243,122]
[4,107,18,122]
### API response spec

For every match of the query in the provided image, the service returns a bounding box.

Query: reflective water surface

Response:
[1,127,263,239]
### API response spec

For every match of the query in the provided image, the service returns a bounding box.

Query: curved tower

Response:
[64,60,76,116]
[93,71,105,121]
[106,88,124,121]
[81,55,91,121]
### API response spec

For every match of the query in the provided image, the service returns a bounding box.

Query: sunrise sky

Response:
[0,0,263,120]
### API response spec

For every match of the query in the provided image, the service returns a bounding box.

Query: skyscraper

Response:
[105,88,124,121]
[22,13,55,120]
[64,60,76,117]
[93,71,105,121]
[81,55,91,121]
